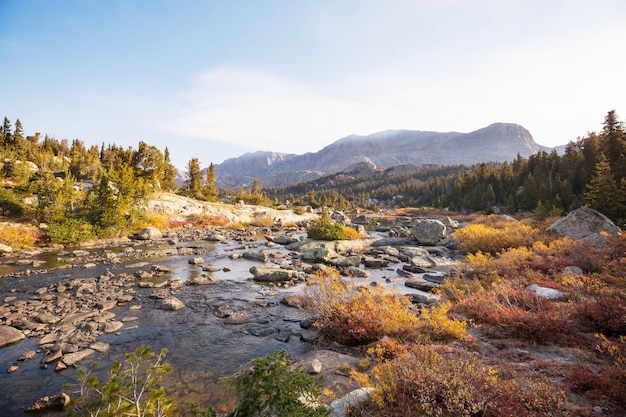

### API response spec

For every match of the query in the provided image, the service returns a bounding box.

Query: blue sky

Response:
[1,0,625,168]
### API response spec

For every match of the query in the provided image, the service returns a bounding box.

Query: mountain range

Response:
[209,123,557,189]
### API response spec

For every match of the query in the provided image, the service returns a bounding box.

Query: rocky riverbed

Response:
[0,213,461,416]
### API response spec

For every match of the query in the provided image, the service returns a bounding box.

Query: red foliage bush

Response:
[576,295,626,337]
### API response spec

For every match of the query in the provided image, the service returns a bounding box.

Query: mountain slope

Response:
[214,123,552,188]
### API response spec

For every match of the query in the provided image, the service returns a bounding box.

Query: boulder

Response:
[301,247,339,263]
[0,243,13,254]
[0,325,25,348]
[188,257,204,265]
[25,393,70,412]
[328,256,361,268]
[405,278,440,292]
[61,349,95,366]
[250,266,298,282]
[266,235,299,245]
[136,227,163,240]
[242,251,270,262]
[525,284,565,300]
[546,208,621,240]
[330,388,375,417]
[159,297,185,311]
[411,219,447,245]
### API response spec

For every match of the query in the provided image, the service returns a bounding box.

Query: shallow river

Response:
[0,238,318,416]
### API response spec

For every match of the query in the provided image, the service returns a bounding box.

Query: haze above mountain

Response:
[213,123,556,189]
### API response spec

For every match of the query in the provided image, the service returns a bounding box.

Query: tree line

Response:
[266,111,626,225]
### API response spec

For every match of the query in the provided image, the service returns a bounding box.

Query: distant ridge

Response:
[213,123,553,189]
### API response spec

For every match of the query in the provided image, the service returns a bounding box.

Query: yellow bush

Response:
[305,270,420,345]
[454,218,543,255]
[417,301,471,342]
[0,223,40,249]
[249,216,275,227]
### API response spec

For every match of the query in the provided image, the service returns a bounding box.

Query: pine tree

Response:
[584,153,624,220]
[204,162,218,201]
[1,117,12,149]
[161,147,178,191]
[186,158,202,198]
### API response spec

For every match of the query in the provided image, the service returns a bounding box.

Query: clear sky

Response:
[1,0,625,168]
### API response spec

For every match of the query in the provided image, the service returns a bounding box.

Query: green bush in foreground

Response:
[223,349,330,417]
[46,217,97,243]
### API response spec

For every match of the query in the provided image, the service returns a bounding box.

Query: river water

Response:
[0,228,438,416]
[0,238,317,416]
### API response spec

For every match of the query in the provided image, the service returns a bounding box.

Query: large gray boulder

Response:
[411,219,447,245]
[250,266,298,282]
[136,227,163,240]
[546,208,621,240]
[0,325,25,347]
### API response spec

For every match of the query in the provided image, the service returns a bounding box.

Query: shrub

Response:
[454,218,544,255]
[221,349,329,417]
[354,345,566,417]
[576,295,626,337]
[46,218,97,244]
[0,187,24,215]
[305,270,420,346]
[307,219,347,241]
[416,301,471,342]
[0,223,40,248]
[67,346,178,417]
[249,216,275,227]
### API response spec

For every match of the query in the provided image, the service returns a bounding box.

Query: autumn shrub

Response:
[354,344,566,417]
[46,218,97,244]
[456,283,580,345]
[0,223,41,248]
[416,301,471,342]
[454,217,545,255]
[187,214,230,227]
[305,270,420,346]
[249,216,275,227]
[576,295,626,337]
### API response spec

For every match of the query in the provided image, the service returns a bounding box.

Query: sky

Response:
[1,0,625,168]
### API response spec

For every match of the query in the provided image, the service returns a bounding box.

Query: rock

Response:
[72,249,90,257]
[136,227,163,240]
[563,266,583,275]
[0,243,13,253]
[0,325,25,348]
[411,219,447,245]
[89,342,110,353]
[61,349,95,366]
[546,207,621,240]
[405,278,440,292]
[242,251,270,262]
[328,255,361,268]
[353,214,369,225]
[159,297,185,311]
[205,232,226,241]
[362,257,389,268]
[103,321,124,333]
[18,351,37,361]
[188,257,204,265]
[307,358,323,374]
[8,364,19,373]
[266,235,299,245]
[329,388,375,417]
[250,266,298,282]
[187,274,219,285]
[224,311,250,324]
[169,278,185,290]
[25,392,70,412]
[151,264,172,274]
[525,284,565,300]
[301,247,339,263]
[280,294,314,309]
